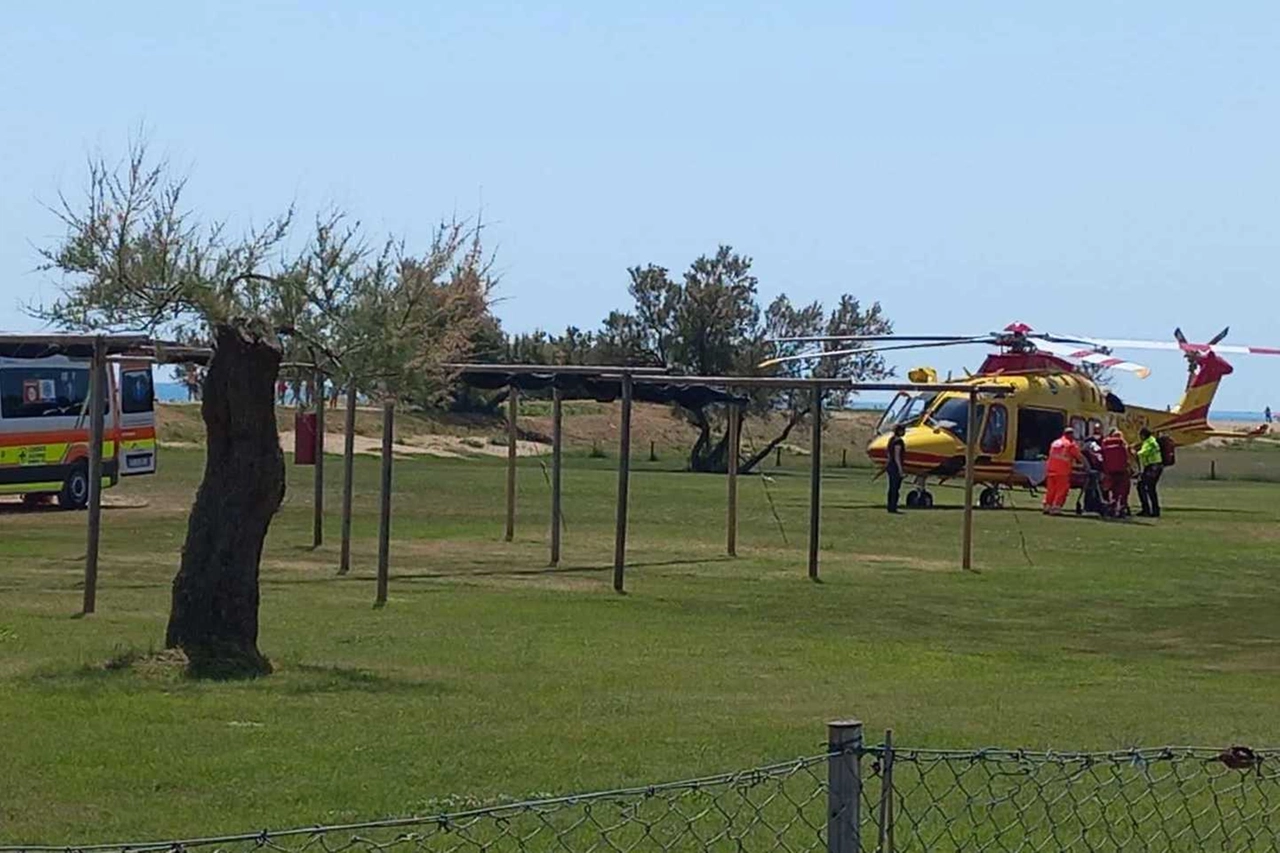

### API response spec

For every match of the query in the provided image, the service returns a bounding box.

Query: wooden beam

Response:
[505,386,519,542]
[339,380,357,575]
[550,386,563,566]
[613,373,634,593]
[375,400,394,608]
[808,385,823,581]
[82,335,106,615]
[726,402,740,557]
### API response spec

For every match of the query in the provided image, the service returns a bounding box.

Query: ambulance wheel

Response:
[905,491,921,509]
[979,487,1002,510]
[915,490,934,509]
[58,462,90,511]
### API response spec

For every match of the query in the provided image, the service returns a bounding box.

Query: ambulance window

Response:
[121,369,154,414]
[981,404,1008,454]
[1070,416,1088,437]
[0,367,104,419]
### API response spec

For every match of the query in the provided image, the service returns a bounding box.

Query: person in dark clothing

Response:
[886,424,907,513]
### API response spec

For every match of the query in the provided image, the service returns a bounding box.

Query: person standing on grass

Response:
[886,423,907,513]
[1135,427,1164,517]
[1100,427,1132,517]
[1043,426,1083,515]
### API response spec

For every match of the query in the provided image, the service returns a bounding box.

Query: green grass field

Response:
[3,443,1279,845]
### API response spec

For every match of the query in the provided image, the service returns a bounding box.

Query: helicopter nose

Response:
[867,427,962,473]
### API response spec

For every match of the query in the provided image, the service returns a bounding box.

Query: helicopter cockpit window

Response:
[876,392,937,433]
[928,398,984,443]
[876,393,909,433]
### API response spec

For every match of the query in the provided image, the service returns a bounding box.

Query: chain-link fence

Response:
[861,740,1279,852]
[6,722,1278,853]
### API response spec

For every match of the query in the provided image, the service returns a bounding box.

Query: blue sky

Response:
[3,1,1278,410]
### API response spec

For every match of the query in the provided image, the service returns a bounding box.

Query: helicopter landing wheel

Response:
[979,486,1003,510]
[908,489,934,509]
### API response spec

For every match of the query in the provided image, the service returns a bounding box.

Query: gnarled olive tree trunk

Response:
[166,320,285,677]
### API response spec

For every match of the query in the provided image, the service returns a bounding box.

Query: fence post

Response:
[375,399,394,608]
[82,335,106,616]
[841,448,848,468]
[1210,459,1217,481]
[827,719,863,853]
[649,440,657,462]
[877,728,895,853]
[776,446,782,467]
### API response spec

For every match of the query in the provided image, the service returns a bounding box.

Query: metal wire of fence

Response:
[859,739,1280,853]
[3,753,836,853]
[6,725,1278,853]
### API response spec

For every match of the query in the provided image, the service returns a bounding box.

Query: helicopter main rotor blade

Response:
[758,339,984,369]
[768,334,988,345]
[1053,336,1280,357]
[1033,339,1152,378]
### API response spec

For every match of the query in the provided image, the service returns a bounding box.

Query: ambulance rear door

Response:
[117,361,157,476]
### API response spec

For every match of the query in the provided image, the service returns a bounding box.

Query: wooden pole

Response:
[82,335,106,615]
[727,402,740,557]
[312,367,325,548]
[776,446,782,467]
[504,386,518,542]
[339,380,357,575]
[962,389,978,571]
[550,386,563,567]
[809,385,823,581]
[375,399,394,607]
[613,373,634,593]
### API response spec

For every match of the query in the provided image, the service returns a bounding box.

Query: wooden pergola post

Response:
[375,399,394,608]
[504,386,518,542]
[962,388,979,571]
[312,366,325,549]
[726,401,740,557]
[808,384,823,581]
[613,373,634,593]
[339,379,357,575]
[82,335,107,615]
[550,386,563,566]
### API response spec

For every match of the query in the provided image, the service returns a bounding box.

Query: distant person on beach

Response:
[1266,406,1273,424]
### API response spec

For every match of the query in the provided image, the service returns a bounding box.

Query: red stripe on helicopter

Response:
[1162,404,1211,429]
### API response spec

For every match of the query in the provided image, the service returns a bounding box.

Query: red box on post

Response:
[294,411,317,465]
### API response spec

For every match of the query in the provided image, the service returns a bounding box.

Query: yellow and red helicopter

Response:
[764,323,1276,508]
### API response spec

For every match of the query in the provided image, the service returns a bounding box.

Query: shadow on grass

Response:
[392,555,735,582]
[22,652,447,696]
[280,663,449,697]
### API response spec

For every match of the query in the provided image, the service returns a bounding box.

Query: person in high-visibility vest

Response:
[1134,427,1164,517]
[1043,426,1084,515]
